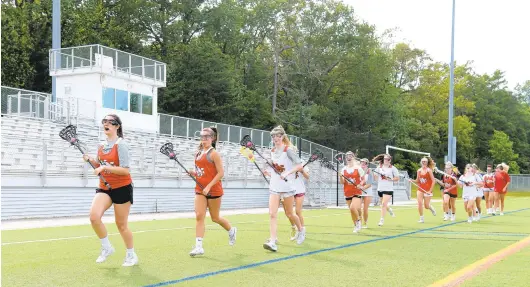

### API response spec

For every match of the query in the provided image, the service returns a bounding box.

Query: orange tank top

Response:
[343,167,363,197]
[97,139,132,190]
[443,174,457,195]
[483,174,494,188]
[418,168,433,193]
[194,148,223,196]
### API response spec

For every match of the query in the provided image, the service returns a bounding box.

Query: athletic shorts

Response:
[195,192,222,199]
[476,189,484,197]
[443,191,457,199]
[270,189,296,199]
[294,193,305,198]
[345,195,362,200]
[483,188,493,192]
[96,184,133,204]
[377,191,393,197]
[463,194,476,202]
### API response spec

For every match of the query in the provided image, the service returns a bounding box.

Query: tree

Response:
[489,130,518,165]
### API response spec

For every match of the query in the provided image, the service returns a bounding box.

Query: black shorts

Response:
[345,195,362,201]
[378,191,393,197]
[443,191,457,198]
[195,193,222,200]
[96,184,133,204]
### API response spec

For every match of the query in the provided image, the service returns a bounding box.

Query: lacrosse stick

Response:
[433,167,472,186]
[295,149,324,179]
[320,157,367,194]
[240,146,269,184]
[240,135,287,182]
[371,166,431,194]
[159,142,205,190]
[334,152,345,165]
[59,125,111,189]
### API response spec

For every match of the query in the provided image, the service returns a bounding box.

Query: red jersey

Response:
[97,139,132,190]
[417,168,433,194]
[443,174,457,195]
[343,167,363,197]
[483,173,495,189]
[194,147,223,196]
[494,172,510,193]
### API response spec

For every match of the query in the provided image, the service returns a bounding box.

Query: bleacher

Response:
[0,115,335,189]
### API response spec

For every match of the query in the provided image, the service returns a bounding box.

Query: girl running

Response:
[360,158,374,228]
[493,163,511,216]
[82,114,138,267]
[288,166,310,241]
[457,164,483,223]
[435,162,458,221]
[472,164,484,219]
[483,165,495,214]
[411,157,437,223]
[188,127,237,257]
[372,154,398,226]
[340,151,365,233]
[263,125,305,252]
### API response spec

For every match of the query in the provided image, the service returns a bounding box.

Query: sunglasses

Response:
[199,134,212,140]
[101,119,119,125]
[384,158,391,161]
[271,134,283,138]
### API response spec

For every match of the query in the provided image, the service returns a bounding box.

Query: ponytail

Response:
[210,127,219,149]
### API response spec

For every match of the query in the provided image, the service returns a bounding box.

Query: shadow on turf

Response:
[100,265,165,286]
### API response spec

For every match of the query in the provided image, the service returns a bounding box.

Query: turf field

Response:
[2,196,530,287]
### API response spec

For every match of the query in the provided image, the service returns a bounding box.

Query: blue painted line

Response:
[421,231,528,237]
[143,208,530,287]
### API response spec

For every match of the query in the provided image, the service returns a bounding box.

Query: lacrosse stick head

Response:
[334,152,345,165]
[309,150,324,162]
[240,135,256,150]
[319,157,334,169]
[160,142,176,159]
[59,125,79,145]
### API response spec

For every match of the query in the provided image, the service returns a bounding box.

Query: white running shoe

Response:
[189,246,204,257]
[450,215,455,221]
[430,206,437,216]
[388,208,395,217]
[263,239,278,252]
[467,217,472,224]
[363,223,368,229]
[418,218,424,223]
[290,226,297,241]
[443,214,448,221]
[96,246,115,263]
[500,212,504,216]
[122,252,139,267]
[378,218,384,226]
[296,228,306,244]
[229,227,237,246]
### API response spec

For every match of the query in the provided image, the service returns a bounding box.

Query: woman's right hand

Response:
[83,154,91,162]
[188,169,197,177]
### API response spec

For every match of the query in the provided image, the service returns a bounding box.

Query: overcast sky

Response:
[344,0,529,90]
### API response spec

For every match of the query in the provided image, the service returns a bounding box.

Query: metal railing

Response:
[508,175,530,191]
[49,44,166,85]
[158,113,340,162]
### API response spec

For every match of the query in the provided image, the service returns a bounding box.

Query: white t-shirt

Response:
[341,166,365,186]
[460,173,482,199]
[375,165,399,191]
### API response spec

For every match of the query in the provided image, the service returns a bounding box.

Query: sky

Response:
[343,0,529,90]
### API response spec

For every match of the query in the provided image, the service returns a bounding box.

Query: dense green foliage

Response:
[2,0,529,173]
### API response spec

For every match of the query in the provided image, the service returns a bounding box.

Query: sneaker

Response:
[378,218,384,226]
[96,246,115,263]
[122,252,139,267]
[443,214,448,221]
[388,208,395,217]
[500,212,504,216]
[467,218,472,224]
[363,223,368,229]
[430,206,437,216]
[229,227,237,246]
[290,226,298,241]
[263,239,278,252]
[296,228,306,244]
[418,218,424,223]
[451,215,455,221]
[189,246,204,257]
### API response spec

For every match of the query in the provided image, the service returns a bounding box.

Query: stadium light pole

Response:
[447,0,456,164]
[52,0,61,102]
